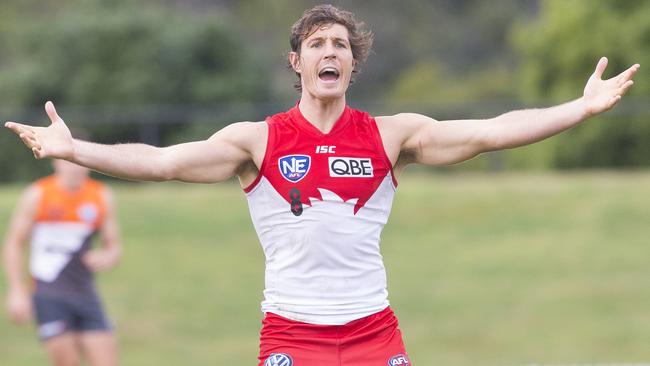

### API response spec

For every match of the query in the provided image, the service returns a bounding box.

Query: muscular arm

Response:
[380,57,639,171]
[3,185,40,324]
[391,98,590,167]
[72,121,265,183]
[5,103,267,185]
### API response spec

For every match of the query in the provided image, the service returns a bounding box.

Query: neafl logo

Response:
[388,354,410,366]
[278,155,311,183]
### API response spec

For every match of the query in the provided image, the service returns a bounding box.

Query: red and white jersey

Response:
[244,105,398,325]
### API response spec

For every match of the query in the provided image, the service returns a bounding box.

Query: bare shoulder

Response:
[21,183,42,204]
[375,113,437,138]
[376,112,436,126]
[209,121,268,142]
[12,183,42,214]
[373,113,441,172]
[205,120,268,172]
[207,120,267,150]
[374,113,436,159]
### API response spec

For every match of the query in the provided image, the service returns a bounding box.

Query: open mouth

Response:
[318,67,340,82]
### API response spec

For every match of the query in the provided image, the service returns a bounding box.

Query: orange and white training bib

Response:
[30,176,106,297]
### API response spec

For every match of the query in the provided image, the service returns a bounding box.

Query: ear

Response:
[289,51,302,73]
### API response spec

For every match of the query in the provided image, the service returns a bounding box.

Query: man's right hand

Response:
[6,289,31,325]
[5,101,74,160]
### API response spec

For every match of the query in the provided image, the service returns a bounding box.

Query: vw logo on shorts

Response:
[264,353,293,366]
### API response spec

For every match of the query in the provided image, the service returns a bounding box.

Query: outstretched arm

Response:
[5,102,266,184]
[383,57,640,169]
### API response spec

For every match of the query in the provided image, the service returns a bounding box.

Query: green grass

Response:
[1,172,649,365]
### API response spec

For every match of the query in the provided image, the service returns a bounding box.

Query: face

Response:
[290,23,356,101]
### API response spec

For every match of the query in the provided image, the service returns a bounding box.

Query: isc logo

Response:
[278,155,311,182]
[329,157,373,177]
[388,354,410,366]
[316,145,336,154]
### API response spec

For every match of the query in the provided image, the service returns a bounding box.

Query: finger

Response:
[626,63,640,79]
[26,136,41,150]
[18,130,36,141]
[4,122,32,135]
[616,80,634,97]
[615,64,640,84]
[11,125,38,141]
[45,101,61,124]
[32,147,44,159]
[86,263,101,272]
[17,313,30,324]
[14,309,27,323]
[607,95,622,110]
[593,56,608,79]
[18,133,35,147]
[20,129,38,140]
[23,128,36,137]
[19,133,40,149]
[81,256,96,268]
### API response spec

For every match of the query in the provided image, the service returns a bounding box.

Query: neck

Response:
[55,176,84,192]
[298,93,347,134]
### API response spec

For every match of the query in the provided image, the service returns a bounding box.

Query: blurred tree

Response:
[512,0,649,168]
[226,0,535,103]
[0,0,270,181]
[1,0,268,106]
[382,0,533,171]
[1,0,646,180]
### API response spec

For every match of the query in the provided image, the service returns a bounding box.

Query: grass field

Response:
[1,172,649,366]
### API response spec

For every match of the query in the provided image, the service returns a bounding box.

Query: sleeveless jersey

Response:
[244,105,398,325]
[30,176,106,298]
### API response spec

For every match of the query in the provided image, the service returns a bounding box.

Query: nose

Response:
[323,40,337,59]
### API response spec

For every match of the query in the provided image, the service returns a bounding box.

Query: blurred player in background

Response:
[3,158,122,366]
[4,4,639,366]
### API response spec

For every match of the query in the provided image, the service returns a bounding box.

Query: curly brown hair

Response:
[288,4,374,91]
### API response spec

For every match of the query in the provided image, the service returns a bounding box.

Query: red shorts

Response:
[258,306,412,366]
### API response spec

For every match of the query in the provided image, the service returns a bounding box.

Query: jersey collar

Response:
[289,102,351,137]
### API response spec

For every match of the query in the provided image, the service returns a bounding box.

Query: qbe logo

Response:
[278,155,311,182]
[388,354,410,366]
[329,157,374,177]
[264,353,293,366]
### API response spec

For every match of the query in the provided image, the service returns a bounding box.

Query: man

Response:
[3,159,122,366]
[4,4,639,366]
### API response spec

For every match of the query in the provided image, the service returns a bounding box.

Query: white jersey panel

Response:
[30,222,93,282]
[246,174,396,325]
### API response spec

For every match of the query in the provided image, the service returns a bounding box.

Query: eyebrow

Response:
[308,36,350,45]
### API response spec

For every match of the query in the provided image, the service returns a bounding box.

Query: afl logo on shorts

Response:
[77,203,99,223]
[388,354,410,365]
[279,155,311,182]
[264,353,293,366]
